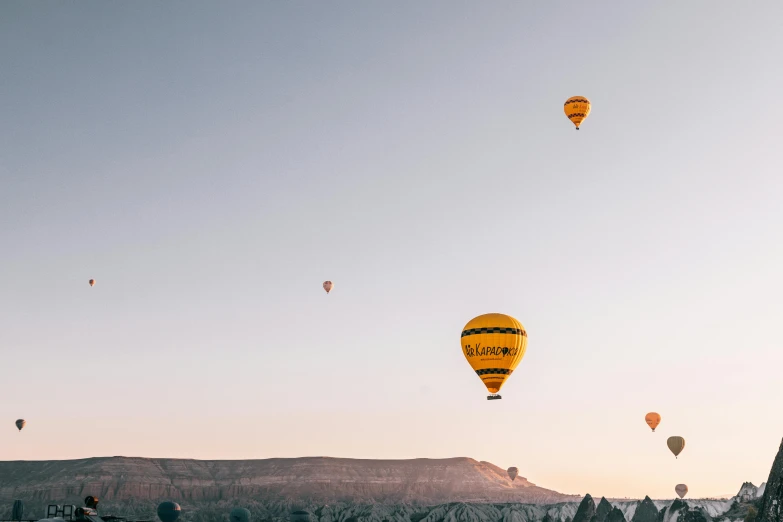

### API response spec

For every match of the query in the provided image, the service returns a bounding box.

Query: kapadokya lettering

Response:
[463,343,519,358]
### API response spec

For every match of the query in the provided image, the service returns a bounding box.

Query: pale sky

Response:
[1,1,782,501]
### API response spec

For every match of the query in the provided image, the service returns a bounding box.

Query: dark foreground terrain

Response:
[0,439,780,522]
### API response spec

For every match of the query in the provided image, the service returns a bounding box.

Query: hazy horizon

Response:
[2,1,782,501]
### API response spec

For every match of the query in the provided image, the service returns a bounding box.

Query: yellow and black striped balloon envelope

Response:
[564,96,591,129]
[461,313,528,396]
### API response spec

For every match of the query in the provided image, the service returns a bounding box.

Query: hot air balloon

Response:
[507,467,519,481]
[564,96,591,130]
[157,501,181,522]
[667,436,686,458]
[290,511,312,522]
[230,508,251,522]
[645,412,661,432]
[675,484,688,499]
[14,419,25,432]
[12,500,24,521]
[461,313,528,400]
[323,281,333,294]
[89,279,95,287]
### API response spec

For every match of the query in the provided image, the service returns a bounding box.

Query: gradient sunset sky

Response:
[2,1,782,500]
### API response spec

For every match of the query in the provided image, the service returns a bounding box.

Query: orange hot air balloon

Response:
[89,279,95,287]
[645,412,661,432]
[322,281,333,294]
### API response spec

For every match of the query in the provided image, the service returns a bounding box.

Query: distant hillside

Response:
[0,456,576,506]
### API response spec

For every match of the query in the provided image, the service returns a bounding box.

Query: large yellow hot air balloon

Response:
[461,313,527,400]
[564,96,591,130]
[675,484,688,499]
[667,436,685,458]
[645,412,661,432]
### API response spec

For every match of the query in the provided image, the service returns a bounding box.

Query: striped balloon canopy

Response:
[564,96,591,130]
[461,313,528,396]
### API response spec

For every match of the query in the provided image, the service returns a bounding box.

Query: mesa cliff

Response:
[0,456,574,506]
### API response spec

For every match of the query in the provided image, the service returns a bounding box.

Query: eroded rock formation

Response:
[759,438,783,522]
[632,496,658,522]
[573,494,597,522]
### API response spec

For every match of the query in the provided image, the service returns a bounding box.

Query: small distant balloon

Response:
[157,501,181,522]
[667,436,686,458]
[507,467,518,481]
[12,500,24,521]
[645,412,661,432]
[290,511,312,522]
[230,508,251,522]
[675,484,688,499]
[15,419,25,432]
[89,279,95,287]
[564,96,591,130]
[323,281,333,294]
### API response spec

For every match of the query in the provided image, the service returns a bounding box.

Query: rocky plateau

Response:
[0,440,780,522]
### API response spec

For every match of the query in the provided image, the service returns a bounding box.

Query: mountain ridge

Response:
[0,456,576,506]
